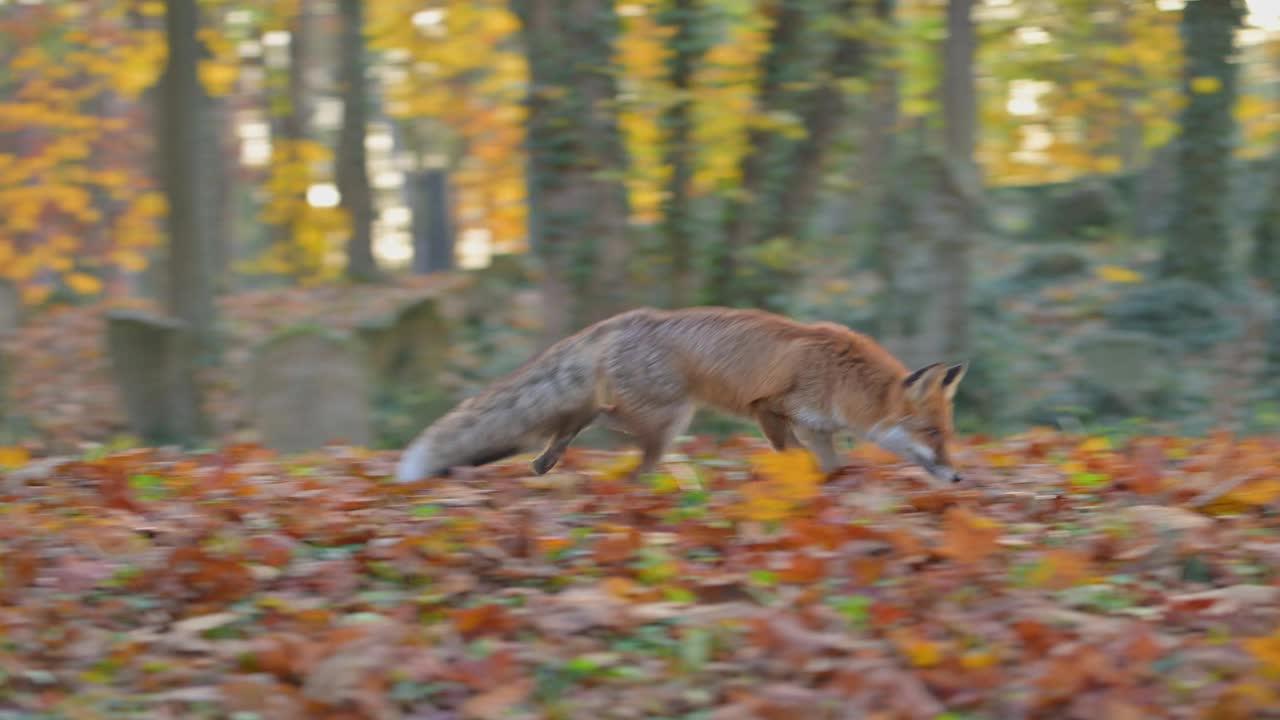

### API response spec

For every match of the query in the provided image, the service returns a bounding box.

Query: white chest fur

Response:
[791,407,845,433]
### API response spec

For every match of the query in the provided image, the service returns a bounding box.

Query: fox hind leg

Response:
[625,401,696,480]
[531,405,613,475]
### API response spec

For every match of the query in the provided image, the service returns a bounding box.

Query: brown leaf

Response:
[778,552,826,584]
[246,534,300,567]
[450,603,520,639]
[220,677,307,720]
[440,647,522,691]
[243,633,315,682]
[1123,440,1165,495]
[1167,585,1280,617]
[529,586,628,635]
[937,506,1003,567]
[1121,504,1212,532]
[1029,548,1092,590]
[166,546,256,605]
[1013,619,1068,659]
[592,527,642,564]
[460,677,533,720]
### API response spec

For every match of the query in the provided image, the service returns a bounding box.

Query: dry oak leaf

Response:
[936,506,1003,566]
[460,677,534,720]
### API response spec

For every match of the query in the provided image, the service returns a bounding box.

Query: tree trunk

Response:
[879,153,979,367]
[933,0,978,361]
[863,0,900,335]
[942,0,977,166]
[1253,159,1280,292]
[765,0,872,246]
[1161,0,1245,289]
[337,0,379,282]
[159,0,214,442]
[287,0,311,144]
[410,167,456,274]
[657,0,706,307]
[270,0,312,277]
[203,93,232,293]
[708,0,809,306]
[514,0,632,342]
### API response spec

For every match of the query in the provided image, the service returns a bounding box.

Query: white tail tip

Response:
[395,438,433,483]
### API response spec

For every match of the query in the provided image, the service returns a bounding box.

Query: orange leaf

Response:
[1124,441,1165,495]
[536,535,572,556]
[778,552,826,584]
[1028,548,1092,590]
[450,603,517,639]
[868,602,909,626]
[850,555,887,585]
[600,576,637,599]
[592,528,641,564]
[937,506,1003,567]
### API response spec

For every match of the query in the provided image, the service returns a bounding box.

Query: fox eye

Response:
[925,428,941,439]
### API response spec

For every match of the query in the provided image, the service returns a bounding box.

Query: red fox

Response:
[394,306,968,485]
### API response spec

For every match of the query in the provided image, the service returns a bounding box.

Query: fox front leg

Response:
[792,425,841,475]
[754,408,795,451]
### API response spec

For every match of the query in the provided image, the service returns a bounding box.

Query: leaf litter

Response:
[0,431,1279,718]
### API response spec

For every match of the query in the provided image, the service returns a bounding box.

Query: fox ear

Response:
[903,362,943,402]
[941,362,967,401]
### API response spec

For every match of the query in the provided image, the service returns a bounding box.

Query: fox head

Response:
[870,362,968,484]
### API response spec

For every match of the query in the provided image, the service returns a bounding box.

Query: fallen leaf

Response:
[937,506,1003,566]
[460,677,533,719]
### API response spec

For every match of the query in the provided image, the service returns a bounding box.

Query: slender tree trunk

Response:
[287,0,311,144]
[271,0,312,277]
[765,0,871,245]
[337,0,379,282]
[1253,159,1280,291]
[573,2,632,326]
[410,167,456,273]
[159,0,214,440]
[657,0,706,307]
[514,0,632,343]
[934,0,978,360]
[708,0,808,306]
[202,93,232,293]
[1161,0,1245,289]
[865,0,900,338]
[942,0,976,166]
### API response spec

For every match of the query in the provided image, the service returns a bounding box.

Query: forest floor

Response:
[2,431,1279,719]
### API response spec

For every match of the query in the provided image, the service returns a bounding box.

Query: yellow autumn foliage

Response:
[0,446,30,470]
[731,449,825,522]
[65,272,104,296]
[0,7,163,299]
[1095,265,1143,284]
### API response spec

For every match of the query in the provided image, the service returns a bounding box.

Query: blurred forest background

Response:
[1,0,1280,458]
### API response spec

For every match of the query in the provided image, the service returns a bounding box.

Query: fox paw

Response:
[531,455,556,475]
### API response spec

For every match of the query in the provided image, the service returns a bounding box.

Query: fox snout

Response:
[868,422,963,485]
[931,465,963,484]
